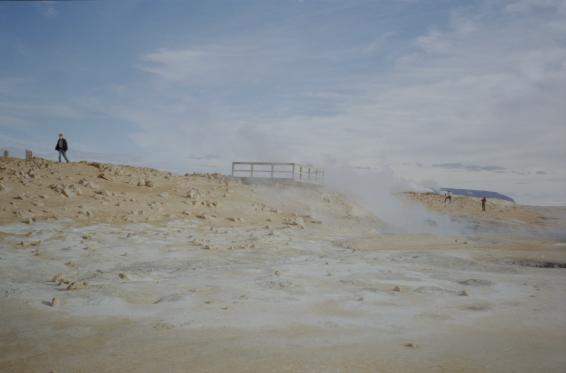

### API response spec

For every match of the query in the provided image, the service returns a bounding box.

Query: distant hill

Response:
[438,188,515,202]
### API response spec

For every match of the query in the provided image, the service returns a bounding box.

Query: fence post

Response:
[25,150,32,161]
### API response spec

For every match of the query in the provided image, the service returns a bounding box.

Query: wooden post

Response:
[231,162,235,177]
[25,150,32,161]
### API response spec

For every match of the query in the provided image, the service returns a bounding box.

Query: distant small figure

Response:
[55,133,69,163]
[481,196,487,211]
[444,191,452,204]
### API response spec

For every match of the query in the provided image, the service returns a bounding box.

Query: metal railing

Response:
[231,162,324,184]
[2,149,33,160]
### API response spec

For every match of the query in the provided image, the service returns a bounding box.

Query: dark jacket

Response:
[55,138,68,152]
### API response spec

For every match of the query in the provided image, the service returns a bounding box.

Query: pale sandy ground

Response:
[1,157,565,373]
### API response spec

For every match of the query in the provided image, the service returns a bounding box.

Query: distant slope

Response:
[404,192,545,226]
[439,188,515,202]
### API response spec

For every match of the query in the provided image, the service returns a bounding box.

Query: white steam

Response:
[323,165,473,235]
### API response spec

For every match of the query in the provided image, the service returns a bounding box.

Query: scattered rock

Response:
[458,279,492,287]
[186,189,201,199]
[50,297,60,307]
[145,180,154,187]
[459,290,469,296]
[51,273,65,283]
[66,281,87,291]
[403,342,418,348]
[154,294,184,304]
[118,273,128,280]
[21,216,35,224]
[392,285,401,292]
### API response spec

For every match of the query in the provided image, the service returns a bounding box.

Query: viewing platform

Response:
[231,162,324,185]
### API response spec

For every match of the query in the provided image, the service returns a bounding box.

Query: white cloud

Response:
[38,2,58,18]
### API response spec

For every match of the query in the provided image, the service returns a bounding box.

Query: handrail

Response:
[231,161,324,184]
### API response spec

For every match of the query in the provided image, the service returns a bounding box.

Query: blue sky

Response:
[1,0,565,205]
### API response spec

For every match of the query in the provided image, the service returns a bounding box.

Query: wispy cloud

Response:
[38,2,58,18]
[432,163,507,172]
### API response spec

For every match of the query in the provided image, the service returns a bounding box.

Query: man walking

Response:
[481,197,487,212]
[55,133,69,163]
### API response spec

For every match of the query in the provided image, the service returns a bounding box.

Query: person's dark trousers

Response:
[58,150,69,163]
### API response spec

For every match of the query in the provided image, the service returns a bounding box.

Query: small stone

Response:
[22,216,34,224]
[392,286,401,292]
[118,273,128,280]
[403,342,417,348]
[66,281,87,291]
[145,180,154,187]
[50,297,60,307]
[459,290,469,296]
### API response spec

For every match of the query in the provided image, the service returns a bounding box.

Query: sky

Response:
[0,0,565,205]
